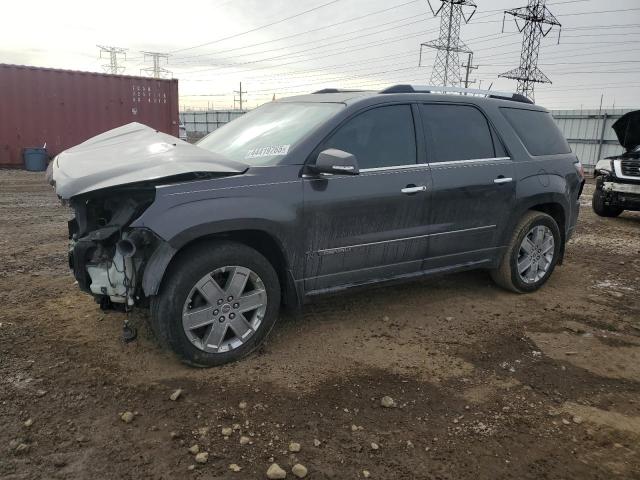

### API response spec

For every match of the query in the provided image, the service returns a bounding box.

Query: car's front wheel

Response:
[592,185,624,217]
[151,241,280,367]
[491,211,562,293]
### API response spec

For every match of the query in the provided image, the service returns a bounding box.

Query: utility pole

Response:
[419,0,477,87]
[499,0,561,101]
[461,52,478,88]
[140,52,171,79]
[233,82,247,111]
[97,45,128,74]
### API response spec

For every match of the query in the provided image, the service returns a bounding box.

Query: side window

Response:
[322,105,416,169]
[420,104,496,162]
[501,107,571,156]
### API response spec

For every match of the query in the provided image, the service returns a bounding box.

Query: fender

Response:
[500,173,571,249]
[134,195,300,300]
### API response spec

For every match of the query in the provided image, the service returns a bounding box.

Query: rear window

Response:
[501,108,571,156]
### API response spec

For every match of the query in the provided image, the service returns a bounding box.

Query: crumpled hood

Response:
[50,122,248,199]
[612,110,640,152]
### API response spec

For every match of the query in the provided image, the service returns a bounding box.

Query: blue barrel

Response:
[23,148,48,171]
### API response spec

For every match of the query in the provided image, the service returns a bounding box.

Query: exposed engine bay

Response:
[67,188,157,309]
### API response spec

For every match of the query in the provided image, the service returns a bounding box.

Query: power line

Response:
[180,27,637,85]
[420,0,477,86]
[499,0,561,101]
[233,82,247,111]
[140,51,171,78]
[171,0,424,62]
[171,14,433,67]
[97,45,127,74]
[171,0,345,54]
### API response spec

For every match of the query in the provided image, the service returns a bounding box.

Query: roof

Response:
[276,84,542,109]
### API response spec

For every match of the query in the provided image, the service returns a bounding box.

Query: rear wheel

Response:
[151,241,280,367]
[592,185,624,217]
[491,211,561,293]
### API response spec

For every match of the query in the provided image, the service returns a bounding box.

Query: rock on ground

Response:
[289,441,301,452]
[292,463,308,478]
[267,463,287,479]
[195,452,209,464]
[120,412,134,423]
[380,396,395,408]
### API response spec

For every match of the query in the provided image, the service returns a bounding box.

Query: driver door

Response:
[302,104,432,292]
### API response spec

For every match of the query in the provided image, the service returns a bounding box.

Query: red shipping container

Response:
[0,63,179,167]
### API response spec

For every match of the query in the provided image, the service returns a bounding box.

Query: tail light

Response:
[574,160,585,181]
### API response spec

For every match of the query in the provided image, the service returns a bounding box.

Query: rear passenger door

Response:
[419,103,515,269]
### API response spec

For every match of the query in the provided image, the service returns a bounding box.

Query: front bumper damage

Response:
[66,189,160,310]
[594,158,640,211]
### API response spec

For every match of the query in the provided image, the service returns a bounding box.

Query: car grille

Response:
[621,159,640,177]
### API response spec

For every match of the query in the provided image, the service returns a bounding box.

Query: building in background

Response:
[179,109,246,142]
[0,64,179,167]
[552,109,634,169]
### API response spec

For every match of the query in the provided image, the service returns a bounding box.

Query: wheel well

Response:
[172,230,296,308]
[529,202,566,263]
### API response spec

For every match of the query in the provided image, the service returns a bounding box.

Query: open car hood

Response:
[612,110,640,152]
[49,122,247,199]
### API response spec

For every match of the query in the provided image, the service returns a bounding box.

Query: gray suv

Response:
[49,85,585,366]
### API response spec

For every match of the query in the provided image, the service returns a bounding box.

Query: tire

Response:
[150,241,280,367]
[592,185,624,217]
[490,211,562,293]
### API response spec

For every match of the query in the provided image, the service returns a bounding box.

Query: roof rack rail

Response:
[379,84,533,104]
[312,88,365,94]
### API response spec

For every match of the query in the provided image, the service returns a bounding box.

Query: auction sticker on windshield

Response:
[245,145,290,159]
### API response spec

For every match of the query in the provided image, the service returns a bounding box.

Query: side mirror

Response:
[312,148,359,175]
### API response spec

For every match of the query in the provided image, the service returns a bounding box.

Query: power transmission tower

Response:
[97,45,128,74]
[233,82,247,111]
[499,0,561,101]
[461,52,478,88]
[419,0,477,87]
[140,52,171,79]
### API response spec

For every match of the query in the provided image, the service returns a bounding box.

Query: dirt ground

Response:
[1,169,639,480]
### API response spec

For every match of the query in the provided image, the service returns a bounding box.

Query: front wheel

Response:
[151,241,280,367]
[592,186,624,217]
[491,211,562,293]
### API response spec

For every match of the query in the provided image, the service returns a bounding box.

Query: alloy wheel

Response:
[517,225,555,284]
[182,266,267,353]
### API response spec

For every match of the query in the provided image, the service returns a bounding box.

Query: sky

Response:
[2,0,639,110]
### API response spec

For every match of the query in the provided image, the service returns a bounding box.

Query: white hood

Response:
[49,122,247,199]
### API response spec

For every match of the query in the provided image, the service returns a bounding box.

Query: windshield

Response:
[197,102,343,165]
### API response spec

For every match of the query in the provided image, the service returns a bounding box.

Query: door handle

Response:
[494,177,513,184]
[401,185,427,194]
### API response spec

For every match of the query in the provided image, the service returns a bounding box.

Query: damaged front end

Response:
[48,122,249,310]
[593,109,640,211]
[68,187,159,310]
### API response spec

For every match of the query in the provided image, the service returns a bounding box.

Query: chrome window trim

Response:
[359,163,429,173]
[317,224,496,255]
[429,156,511,166]
[613,159,640,180]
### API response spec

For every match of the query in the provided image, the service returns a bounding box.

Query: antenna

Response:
[499,0,561,101]
[419,0,477,87]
